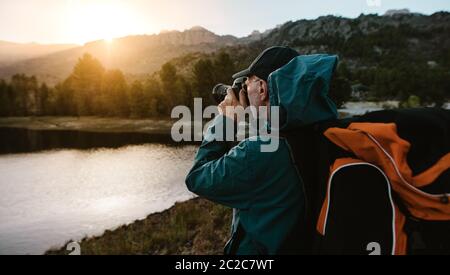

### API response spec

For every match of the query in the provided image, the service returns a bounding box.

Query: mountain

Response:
[259,11,449,47]
[0,26,241,85]
[238,28,275,44]
[254,11,450,69]
[1,11,449,86]
[161,11,450,80]
[156,26,237,45]
[0,41,77,66]
[384,9,412,16]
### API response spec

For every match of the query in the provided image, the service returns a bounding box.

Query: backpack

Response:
[282,107,450,255]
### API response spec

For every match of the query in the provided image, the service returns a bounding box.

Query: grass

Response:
[45,198,232,255]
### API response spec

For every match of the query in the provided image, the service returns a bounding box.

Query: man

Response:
[185,46,339,254]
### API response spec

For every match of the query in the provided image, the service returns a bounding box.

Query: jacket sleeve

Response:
[185,115,256,209]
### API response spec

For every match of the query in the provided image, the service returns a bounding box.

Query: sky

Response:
[0,0,448,45]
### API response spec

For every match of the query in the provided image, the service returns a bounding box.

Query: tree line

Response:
[1,35,448,118]
[291,24,450,106]
[0,51,237,118]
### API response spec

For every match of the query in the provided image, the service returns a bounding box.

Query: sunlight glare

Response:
[66,0,136,44]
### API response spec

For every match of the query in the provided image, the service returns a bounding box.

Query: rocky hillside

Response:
[0,26,245,85]
[156,11,450,79]
[258,11,450,67]
[1,11,449,86]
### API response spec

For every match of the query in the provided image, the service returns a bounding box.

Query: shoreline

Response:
[45,198,232,255]
[0,116,174,134]
[2,103,448,134]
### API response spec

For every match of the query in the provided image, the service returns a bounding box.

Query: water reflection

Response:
[0,127,200,154]
[0,144,197,254]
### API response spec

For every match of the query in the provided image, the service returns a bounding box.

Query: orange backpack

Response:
[316,122,450,254]
[283,108,450,255]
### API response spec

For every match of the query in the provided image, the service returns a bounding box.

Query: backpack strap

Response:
[316,157,408,255]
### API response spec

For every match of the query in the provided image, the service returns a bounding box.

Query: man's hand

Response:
[218,88,248,120]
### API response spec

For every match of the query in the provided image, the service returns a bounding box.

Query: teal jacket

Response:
[185,54,339,255]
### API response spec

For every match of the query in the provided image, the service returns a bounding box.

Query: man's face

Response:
[245,75,268,108]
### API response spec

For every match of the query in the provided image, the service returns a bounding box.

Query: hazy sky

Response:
[0,0,448,45]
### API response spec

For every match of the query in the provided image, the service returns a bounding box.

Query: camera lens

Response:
[212,84,230,103]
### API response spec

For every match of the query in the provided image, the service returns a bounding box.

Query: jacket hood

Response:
[267,54,339,131]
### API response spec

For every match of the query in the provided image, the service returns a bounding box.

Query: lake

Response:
[1,102,448,254]
[0,129,197,255]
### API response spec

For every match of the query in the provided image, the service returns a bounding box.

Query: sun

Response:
[66,0,135,44]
